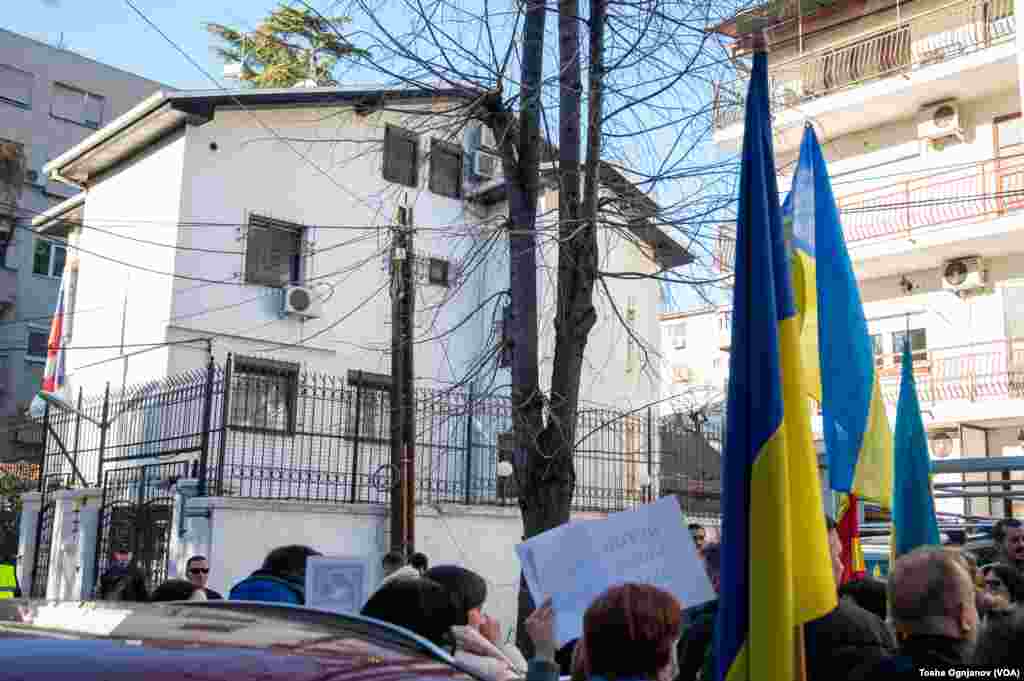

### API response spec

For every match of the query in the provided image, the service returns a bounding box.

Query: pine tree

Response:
[205,5,367,88]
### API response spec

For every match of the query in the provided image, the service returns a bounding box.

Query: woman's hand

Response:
[478,613,502,646]
[525,597,557,662]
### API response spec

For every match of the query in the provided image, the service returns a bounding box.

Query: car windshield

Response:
[0,600,484,681]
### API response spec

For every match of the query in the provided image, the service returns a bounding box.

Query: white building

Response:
[33,86,686,413]
[666,0,1024,517]
[20,86,689,619]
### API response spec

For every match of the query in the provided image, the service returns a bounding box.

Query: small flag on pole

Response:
[892,341,941,557]
[29,265,69,418]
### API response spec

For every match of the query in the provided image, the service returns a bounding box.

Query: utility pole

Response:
[390,202,416,558]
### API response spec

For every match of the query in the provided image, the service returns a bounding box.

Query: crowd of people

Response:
[88,518,1024,679]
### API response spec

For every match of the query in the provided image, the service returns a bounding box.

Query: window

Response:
[33,240,66,278]
[245,215,304,287]
[0,65,32,108]
[429,139,462,198]
[870,334,884,368]
[670,322,686,349]
[51,83,104,128]
[26,328,48,362]
[996,114,1023,154]
[427,257,450,287]
[382,125,418,187]
[229,356,299,434]
[892,328,928,363]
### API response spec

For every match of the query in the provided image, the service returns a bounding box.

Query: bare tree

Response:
[209,0,739,647]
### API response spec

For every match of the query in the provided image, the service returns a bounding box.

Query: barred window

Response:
[230,356,299,435]
[245,215,304,288]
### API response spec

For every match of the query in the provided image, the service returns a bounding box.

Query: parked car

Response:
[0,599,489,681]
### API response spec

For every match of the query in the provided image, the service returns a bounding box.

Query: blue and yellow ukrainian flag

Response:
[893,341,941,557]
[715,52,837,681]
[783,126,893,509]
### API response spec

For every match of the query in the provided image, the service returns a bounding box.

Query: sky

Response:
[10,0,293,90]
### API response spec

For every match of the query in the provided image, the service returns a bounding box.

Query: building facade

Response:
[0,29,166,461]
[669,0,1024,517]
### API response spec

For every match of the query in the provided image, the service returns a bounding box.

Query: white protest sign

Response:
[305,556,370,615]
[515,495,714,646]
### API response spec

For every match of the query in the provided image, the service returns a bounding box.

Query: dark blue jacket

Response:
[229,570,305,605]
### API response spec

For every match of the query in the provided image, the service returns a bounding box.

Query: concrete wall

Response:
[0,29,166,449]
[174,495,607,641]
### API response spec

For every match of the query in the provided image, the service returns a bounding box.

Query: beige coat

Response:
[452,625,528,681]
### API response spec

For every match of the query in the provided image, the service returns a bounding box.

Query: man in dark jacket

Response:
[185,555,222,600]
[849,546,979,679]
[96,546,148,601]
[230,545,321,605]
[676,543,720,681]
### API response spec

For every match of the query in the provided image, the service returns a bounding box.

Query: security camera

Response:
[900,275,915,294]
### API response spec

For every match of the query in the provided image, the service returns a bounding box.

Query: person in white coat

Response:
[425,565,528,681]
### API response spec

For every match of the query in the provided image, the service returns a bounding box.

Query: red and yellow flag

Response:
[836,493,865,584]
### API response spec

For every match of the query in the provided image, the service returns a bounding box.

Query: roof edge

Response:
[44,91,172,187]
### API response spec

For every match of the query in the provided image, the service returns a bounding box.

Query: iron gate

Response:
[30,500,55,598]
[94,461,193,596]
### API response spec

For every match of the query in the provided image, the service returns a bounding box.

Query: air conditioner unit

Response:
[918,100,964,143]
[473,150,500,180]
[283,285,322,318]
[942,256,987,295]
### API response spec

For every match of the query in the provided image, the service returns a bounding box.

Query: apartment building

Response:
[664,0,1024,517]
[0,28,167,461]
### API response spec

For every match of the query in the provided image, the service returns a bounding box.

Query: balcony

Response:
[876,337,1024,404]
[712,153,1024,275]
[713,0,1016,134]
[839,153,1024,243]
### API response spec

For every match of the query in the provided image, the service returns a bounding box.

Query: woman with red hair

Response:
[525,583,684,681]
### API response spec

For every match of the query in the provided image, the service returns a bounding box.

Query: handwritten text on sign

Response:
[516,496,714,646]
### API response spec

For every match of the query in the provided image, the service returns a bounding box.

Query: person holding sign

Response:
[523,583,683,681]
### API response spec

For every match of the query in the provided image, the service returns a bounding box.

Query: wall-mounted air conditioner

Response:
[918,100,964,143]
[283,285,322,318]
[473,150,500,180]
[942,256,987,296]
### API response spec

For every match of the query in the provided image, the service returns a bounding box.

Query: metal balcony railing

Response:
[875,337,1024,404]
[713,0,1016,129]
[838,154,1024,243]
[711,152,1024,273]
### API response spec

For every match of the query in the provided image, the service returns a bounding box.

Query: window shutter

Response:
[384,126,418,187]
[429,140,462,198]
[246,216,303,287]
[0,66,32,107]
[51,84,83,121]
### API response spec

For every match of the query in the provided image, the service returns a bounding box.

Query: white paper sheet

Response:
[305,556,370,615]
[515,496,715,646]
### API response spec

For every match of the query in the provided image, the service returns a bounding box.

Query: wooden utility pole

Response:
[390,203,416,557]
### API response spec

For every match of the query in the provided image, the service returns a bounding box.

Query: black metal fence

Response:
[33,357,718,515]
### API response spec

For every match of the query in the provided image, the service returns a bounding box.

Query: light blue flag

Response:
[892,341,941,557]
